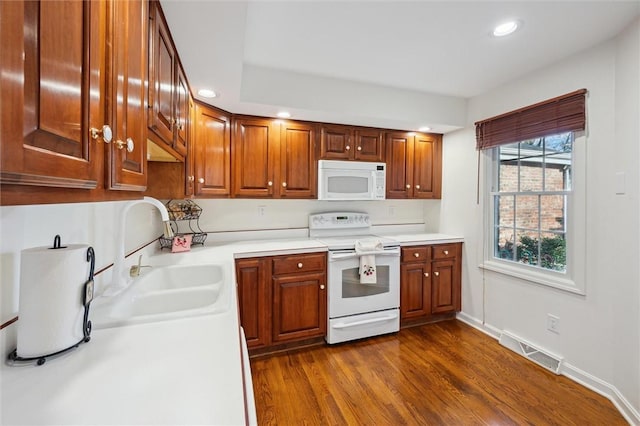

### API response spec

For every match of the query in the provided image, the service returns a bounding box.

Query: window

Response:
[475,89,587,294]
[492,132,573,273]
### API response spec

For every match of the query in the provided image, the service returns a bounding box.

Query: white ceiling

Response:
[161,0,639,133]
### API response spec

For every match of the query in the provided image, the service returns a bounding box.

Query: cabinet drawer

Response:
[401,246,431,263]
[432,243,459,260]
[272,253,326,275]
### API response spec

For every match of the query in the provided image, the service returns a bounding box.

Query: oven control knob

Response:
[297,262,303,269]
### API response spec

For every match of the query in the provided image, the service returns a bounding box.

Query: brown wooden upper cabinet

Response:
[148,0,188,160]
[385,132,442,199]
[232,117,317,198]
[320,124,384,162]
[0,0,148,194]
[193,102,231,197]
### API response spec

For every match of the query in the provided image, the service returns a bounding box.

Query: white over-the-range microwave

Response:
[317,160,386,200]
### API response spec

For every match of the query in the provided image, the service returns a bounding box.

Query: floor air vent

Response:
[499,331,563,374]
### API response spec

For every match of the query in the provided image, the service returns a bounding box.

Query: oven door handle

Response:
[332,313,399,329]
[329,249,400,260]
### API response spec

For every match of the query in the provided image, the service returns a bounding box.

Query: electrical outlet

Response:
[547,314,560,334]
[258,206,266,217]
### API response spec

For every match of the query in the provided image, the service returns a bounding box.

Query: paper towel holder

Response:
[7,240,95,366]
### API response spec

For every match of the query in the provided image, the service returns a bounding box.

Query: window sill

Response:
[479,260,585,295]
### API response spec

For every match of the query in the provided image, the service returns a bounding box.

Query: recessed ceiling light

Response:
[492,20,520,37]
[197,89,217,98]
[277,111,291,118]
[418,126,432,132]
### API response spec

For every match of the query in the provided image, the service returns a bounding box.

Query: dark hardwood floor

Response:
[250,320,627,425]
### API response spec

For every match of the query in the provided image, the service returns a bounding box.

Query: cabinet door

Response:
[279,122,317,198]
[236,258,270,349]
[1,0,105,189]
[147,1,175,147]
[413,133,442,199]
[193,103,231,196]
[354,128,384,162]
[185,95,195,196]
[272,272,327,343]
[431,259,459,314]
[320,124,353,160]
[107,0,148,190]
[385,132,414,199]
[174,65,189,157]
[232,117,278,197]
[400,263,431,320]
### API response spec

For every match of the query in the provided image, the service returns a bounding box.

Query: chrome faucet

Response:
[106,197,173,295]
[130,255,152,277]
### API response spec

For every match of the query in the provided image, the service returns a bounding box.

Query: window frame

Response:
[481,132,587,295]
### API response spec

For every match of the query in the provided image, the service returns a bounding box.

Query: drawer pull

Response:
[357,146,362,151]
[282,182,287,187]
[444,250,449,255]
[414,253,420,258]
[320,285,325,290]
[345,145,351,151]
[268,181,273,186]
[434,271,440,277]
[424,272,429,277]
[406,184,411,189]
[416,184,421,189]
[297,262,303,269]
[198,177,204,184]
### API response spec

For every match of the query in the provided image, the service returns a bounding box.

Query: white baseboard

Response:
[562,363,640,425]
[455,311,501,339]
[455,312,639,425]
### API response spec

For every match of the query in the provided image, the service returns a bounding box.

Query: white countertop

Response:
[1,231,463,425]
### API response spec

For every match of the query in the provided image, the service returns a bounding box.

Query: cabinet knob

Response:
[90,125,113,143]
[114,138,134,152]
[345,145,351,151]
[198,178,205,184]
[297,262,303,269]
[357,146,362,151]
[406,184,411,189]
[424,272,429,277]
[416,185,421,189]
[434,271,440,276]
[320,284,325,290]
[282,182,287,187]
[188,176,194,182]
[414,253,420,258]
[268,181,273,187]
[444,250,449,255]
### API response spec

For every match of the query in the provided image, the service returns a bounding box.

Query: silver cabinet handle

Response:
[434,271,440,276]
[90,125,113,143]
[424,272,429,277]
[198,178,205,184]
[444,250,449,255]
[320,284,325,290]
[345,145,351,151]
[282,182,287,187]
[414,253,420,258]
[297,262,303,268]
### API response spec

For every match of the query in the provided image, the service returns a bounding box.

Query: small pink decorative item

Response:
[171,234,192,253]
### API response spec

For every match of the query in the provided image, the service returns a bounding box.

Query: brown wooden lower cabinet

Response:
[400,243,462,325]
[235,252,327,351]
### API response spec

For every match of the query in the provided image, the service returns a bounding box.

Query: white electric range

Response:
[309,212,400,344]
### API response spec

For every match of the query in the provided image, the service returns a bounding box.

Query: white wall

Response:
[439,18,640,419]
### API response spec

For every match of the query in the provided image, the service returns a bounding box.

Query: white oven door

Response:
[328,247,400,318]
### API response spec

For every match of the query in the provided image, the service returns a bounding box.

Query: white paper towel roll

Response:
[17,244,91,358]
